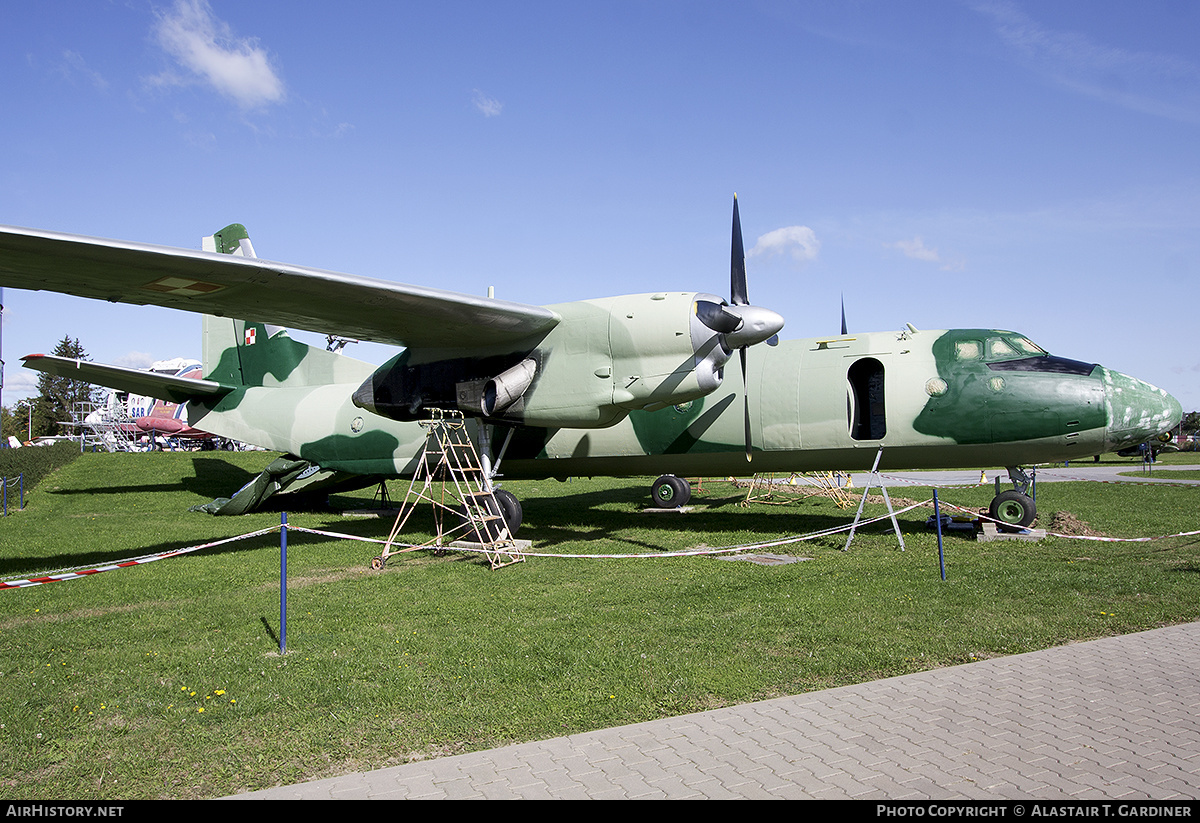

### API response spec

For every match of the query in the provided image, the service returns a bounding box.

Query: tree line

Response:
[2,335,102,443]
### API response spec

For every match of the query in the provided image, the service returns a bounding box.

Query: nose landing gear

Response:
[989,466,1037,528]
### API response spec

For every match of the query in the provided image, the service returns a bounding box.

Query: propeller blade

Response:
[730,194,748,306]
[740,347,752,462]
[729,193,766,462]
[695,299,742,334]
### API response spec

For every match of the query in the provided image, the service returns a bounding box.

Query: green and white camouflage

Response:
[0,210,1181,527]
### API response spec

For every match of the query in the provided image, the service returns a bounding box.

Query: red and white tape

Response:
[1,527,277,589]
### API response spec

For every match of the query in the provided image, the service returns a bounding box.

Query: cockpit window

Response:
[985,335,1048,361]
[987,338,1017,359]
[955,340,982,360]
[1012,336,1045,355]
[984,335,1095,375]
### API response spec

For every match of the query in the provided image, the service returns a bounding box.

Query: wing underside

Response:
[0,226,561,350]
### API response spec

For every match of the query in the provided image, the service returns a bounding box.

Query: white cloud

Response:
[59,50,109,91]
[472,89,504,117]
[890,236,940,262]
[888,236,965,272]
[113,351,157,370]
[748,226,820,265]
[151,0,285,110]
[2,368,38,403]
[973,0,1200,123]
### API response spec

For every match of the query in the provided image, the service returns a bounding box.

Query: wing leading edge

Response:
[0,226,561,350]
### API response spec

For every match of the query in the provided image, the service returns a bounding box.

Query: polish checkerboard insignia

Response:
[141,277,225,297]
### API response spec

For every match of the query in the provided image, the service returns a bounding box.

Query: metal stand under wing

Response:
[736,471,854,509]
[843,447,906,552]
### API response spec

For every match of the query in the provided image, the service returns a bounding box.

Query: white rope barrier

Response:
[5,490,1199,590]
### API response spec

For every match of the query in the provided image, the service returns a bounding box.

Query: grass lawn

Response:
[2,450,1199,799]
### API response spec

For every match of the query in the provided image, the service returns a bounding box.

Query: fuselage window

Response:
[848,358,887,441]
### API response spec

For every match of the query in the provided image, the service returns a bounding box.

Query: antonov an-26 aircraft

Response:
[0,199,1182,533]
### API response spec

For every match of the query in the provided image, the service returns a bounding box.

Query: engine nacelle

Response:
[604,292,731,411]
[352,291,772,428]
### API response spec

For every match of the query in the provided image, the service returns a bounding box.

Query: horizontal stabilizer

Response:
[21,354,234,404]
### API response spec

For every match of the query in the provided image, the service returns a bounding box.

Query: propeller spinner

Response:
[694,195,785,460]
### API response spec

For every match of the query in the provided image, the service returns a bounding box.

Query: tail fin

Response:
[202,223,257,258]
[200,225,373,388]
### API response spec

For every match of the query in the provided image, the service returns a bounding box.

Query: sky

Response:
[2,0,1198,413]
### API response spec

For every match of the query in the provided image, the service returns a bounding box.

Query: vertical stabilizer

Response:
[202,316,310,388]
[202,223,257,259]
[199,224,374,389]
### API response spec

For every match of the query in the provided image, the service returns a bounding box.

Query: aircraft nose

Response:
[1100,367,1182,453]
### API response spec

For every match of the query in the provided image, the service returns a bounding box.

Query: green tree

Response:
[1181,411,1200,436]
[30,336,101,440]
[0,404,15,444]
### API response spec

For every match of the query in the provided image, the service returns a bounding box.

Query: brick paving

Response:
[228,622,1200,800]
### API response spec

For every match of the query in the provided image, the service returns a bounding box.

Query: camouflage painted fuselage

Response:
[186,321,1180,480]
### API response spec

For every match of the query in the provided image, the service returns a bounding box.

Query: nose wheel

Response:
[989,489,1037,528]
[989,466,1037,528]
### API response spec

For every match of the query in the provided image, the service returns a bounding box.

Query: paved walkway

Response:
[229,622,1200,800]
[857,464,1200,489]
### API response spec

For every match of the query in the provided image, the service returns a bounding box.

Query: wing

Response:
[0,226,561,350]
[21,355,233,404]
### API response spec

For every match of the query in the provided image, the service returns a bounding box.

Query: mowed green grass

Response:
[2,451,1200,799]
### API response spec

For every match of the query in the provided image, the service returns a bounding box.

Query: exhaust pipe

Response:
[483,359,537,416]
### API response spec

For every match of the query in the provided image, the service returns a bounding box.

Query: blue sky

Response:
[2,0,1198,412]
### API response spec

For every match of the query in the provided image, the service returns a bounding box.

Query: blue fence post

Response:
[280,512,288,655]
[934,489,946,581]
[3,476,7,517]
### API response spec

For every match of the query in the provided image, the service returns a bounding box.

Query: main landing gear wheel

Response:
[453,489,523,541]
[989,490,1037,529]
[651,475,691,509]
[493,488,523,536]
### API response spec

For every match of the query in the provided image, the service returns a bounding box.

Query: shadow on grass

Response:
[40,455,260,500]
[2,476,954,579]
[318,483,951,556]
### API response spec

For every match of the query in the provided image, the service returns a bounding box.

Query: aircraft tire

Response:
[989,490,1037,529]
[651,475,691,509]
[494,488,523,536]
